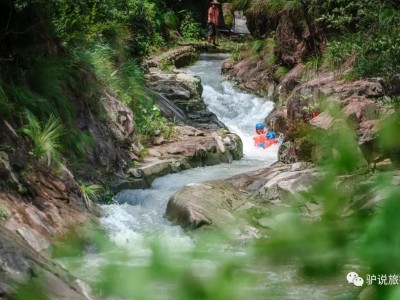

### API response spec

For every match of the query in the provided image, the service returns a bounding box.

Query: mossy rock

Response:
[173,52,200,68]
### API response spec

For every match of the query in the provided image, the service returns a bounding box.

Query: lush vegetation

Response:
[2,1,400,299]
[232,0,400,79]
[15,110,400,300]
[0,0,210,171]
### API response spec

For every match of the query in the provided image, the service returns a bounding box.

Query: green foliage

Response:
[180,13,205,41]
[101,185,117,205]
[315,0,377,31]
[224,12,234,29]
[248,38,278,68]
[50,0,167,58]
[318,1,400,77]
[322,34,362,70]
[13,278,49,300]
[245,0,301,19]
[78,181,103,212]
[380,95,400,108]
[230,0,251,11]
[136,105,177,146]
[273,66,289,80]
[163,10,180,31]
[341,70,360,82]
[305,55,322,72]
[355,32,400,77]
[26,58,76,123]
[19,112,64,166]
[4,85,54,120]
[231,44,244,61]
[75,41,176,146]
[63,129,94,159]
[250,39,265,56]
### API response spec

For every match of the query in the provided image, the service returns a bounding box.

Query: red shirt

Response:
[208,5,219,25]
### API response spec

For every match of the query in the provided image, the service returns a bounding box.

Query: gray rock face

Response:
[166,181,260,239]
[114,126,244,191]
[76,91,138,173]
[0,151,22,191]
[144,46,225,130]
[146,70,224,130]
[165,162,325,239]
[165,160,398,241]
[0,226,91,299]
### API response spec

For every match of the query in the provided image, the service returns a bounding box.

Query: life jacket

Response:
[253,131,267,148]
[264,138,278,148]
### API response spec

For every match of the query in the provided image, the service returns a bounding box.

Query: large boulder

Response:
[113,126,244,191]
[0,226,91,299]
[146,69,224,130]
[166,181,260,239]
[0,162,94,299]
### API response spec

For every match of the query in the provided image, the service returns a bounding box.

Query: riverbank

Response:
[0,43,248,298]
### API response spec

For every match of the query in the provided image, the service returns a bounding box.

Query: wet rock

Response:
[0,226,91,299]
[166,181,258,239]
[278,141,300,164]
[221,58,234,74]
[146,69,222,129]
[144,46,199,69]
[265,108,288,134]
[0,151,22,191]
[102,92,135,142]
[127,168,144,178]
[138,126,243,177]
[111,178,148,191]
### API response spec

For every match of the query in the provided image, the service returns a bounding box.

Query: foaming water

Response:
[183,53,277,162]
[69,54,278,270]
[57,54,357,300]
[59,53,286,294]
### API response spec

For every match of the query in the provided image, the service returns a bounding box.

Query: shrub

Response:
[135,105,177,146]
[355,32,400,77]
[180,13,205,41]
[78,181,103,212]
[19,112,64,166]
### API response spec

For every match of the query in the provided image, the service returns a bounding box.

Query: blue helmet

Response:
[255,123,264,130]
[267,130,276,140]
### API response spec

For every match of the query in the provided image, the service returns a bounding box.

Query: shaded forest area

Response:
[1,1,400,299]
[0,0,211,178]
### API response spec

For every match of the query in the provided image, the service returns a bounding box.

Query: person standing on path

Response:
[207,0,220,45]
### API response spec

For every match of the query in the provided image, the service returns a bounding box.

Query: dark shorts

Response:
[208,22,217,37]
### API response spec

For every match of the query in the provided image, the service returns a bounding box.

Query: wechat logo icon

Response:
[347,272,364,287]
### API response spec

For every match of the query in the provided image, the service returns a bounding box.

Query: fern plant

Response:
[19,112,64,166]
[78,182,103,212]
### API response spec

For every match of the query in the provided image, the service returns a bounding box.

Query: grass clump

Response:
[78,181,103,212]
[19,112,64,166]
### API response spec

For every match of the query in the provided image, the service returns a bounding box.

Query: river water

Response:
[60,54,356,299]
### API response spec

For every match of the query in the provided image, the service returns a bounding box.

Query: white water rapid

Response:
[98,53,279,259]
[60,54,353,300]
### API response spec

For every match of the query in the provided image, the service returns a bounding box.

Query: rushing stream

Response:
[61,54,356,299]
